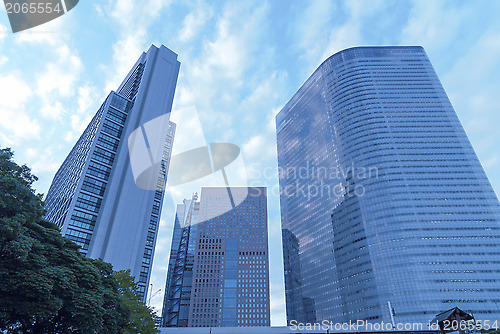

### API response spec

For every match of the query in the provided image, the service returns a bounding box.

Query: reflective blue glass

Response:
[277,46,500,325]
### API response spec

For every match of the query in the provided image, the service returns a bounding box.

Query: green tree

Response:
[0,148,158,334]
[115,271,159,334]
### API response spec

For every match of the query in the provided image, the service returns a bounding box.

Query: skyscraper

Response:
[162,194,199,327]
[162,187,271,327]
[44,44,180,301]
[276,46,500,325]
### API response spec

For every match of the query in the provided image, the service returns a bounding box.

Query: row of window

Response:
[138,190,164,298]
[106,107,127,125]
[66,228,92,250]
[81,176,106,196]
[97,133,120,152]
[92,146,115,165]
[69,210,97,231]
[102,118,123,138]
[88,160,111,181]
[75,193,102,213]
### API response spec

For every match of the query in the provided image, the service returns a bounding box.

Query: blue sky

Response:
[1,0,500,326]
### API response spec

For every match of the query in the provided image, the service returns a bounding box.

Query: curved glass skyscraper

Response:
[276,46,500,325]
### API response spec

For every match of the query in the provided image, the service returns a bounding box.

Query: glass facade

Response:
[276,46,500,325]
[46,91,132,252]
[162,195,199,327]
[44,45,180,301]
[162,187,270,327]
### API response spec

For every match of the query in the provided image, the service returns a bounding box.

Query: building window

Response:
[81,176,106,196]
[66,228,92,250]
[146,231,155,247]
[140,266,149,283]
[87,161,111,181]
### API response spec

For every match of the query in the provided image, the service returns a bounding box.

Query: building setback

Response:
[44,44,180,301]
[276,46,500,325]
[162,187,271,327]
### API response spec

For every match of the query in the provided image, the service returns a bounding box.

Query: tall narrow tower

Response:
[44,44,180,300]
[276,46,500,324]
[162,194,199,327]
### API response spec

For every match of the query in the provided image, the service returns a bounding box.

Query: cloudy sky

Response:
[1,0,500,326]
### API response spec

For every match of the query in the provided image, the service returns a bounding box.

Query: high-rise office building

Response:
[162,194,200,327]
[44,45,180,301]
[162,187,271,327]
[276,46,500,325]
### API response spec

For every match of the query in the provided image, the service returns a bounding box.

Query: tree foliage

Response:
[115,271,158,334]
[0,148,158,334]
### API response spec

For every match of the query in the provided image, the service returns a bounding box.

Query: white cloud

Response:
[439,30,500,199]
[484,153,499,170]
[320,22,360,62]
[77,84,98,114]
[0,74,32,109]
[174,1,270,139]
[319,0,392,65]
[63,131,74,142]
[67,113,91,140]
[94,3,105,17]
[178,1,213,42]
[0,110,41,145]
[444,31,500,88]
[240,71,287,118]
[400,0,468,54]
[36,45,83,98]
[25,147,60,175]
[188,2,268,85]
[345,0,386,18]
[0,24,7,41]
[292,0,400,74]
[270,282,286,326]
[243,135,266,158]
[104,31,148,93]
[0,74,40,144]
[102,0,174,92]
[293,0,336,67]
[241,100,281,170]
[195,11,252,80]
[292,0,375,73]
[243,134,277,169]
[0,56,8,66]
[34,45,83,120]
[170,106,208,154]
[39,101,66,119]
[59,84,99,142]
